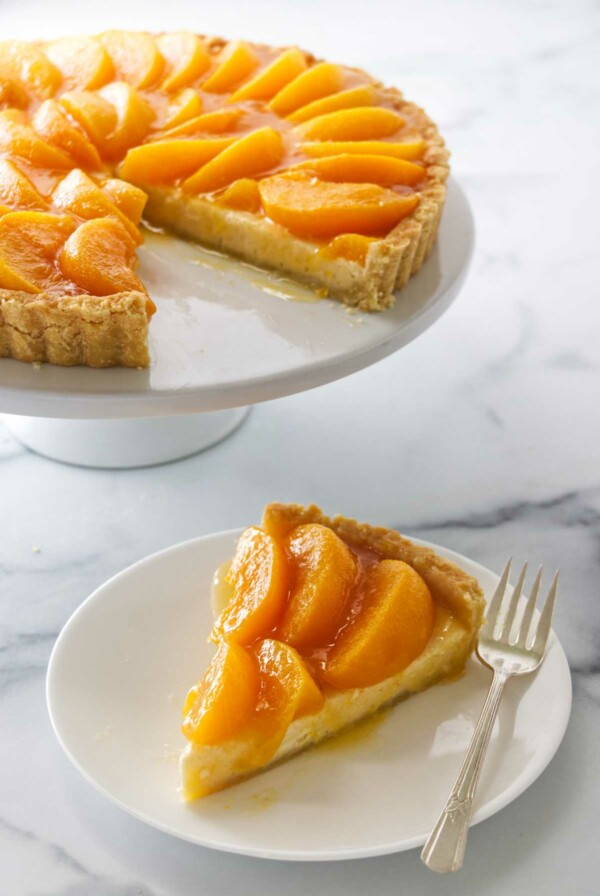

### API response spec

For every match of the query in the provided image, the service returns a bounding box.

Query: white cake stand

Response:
[0,179,473,467]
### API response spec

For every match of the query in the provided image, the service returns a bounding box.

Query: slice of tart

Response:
[0,32,448,367]
[180,503,484,800]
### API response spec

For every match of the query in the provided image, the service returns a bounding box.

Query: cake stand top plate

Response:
[0,179,473,419]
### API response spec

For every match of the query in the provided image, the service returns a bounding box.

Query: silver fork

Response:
[421,560,559,873]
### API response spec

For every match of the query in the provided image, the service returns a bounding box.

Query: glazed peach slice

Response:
[323,559,435,689]
[120,137,235,185]
[301,138,426,161]
[229,48,307,103]
[99,30,164,89]
[295,154,425,186]
[156,32,210,92]
[100,178,147,225]
[243,639,324,764]
[269,62,343,116]
[60,90,118,158]
[156,108,242,139]
[278,524,357,648]
[201,40,259,93]
[182,641,258,746]
[288,85,377,124]
[59,218,146,297]
[96,82,155,160]
[52,169,142,244]
[212,527,288,645]
[320,234,377,265]
[259,172,419,238]
[45,36,113,90]
[0,41,61,99]
[0,78,29,110]
[32,100,103,171]
[159,88,203,132]
[255,640,323,719]
[183,127,283,194]
[295,106,404,141]
[216,178,261,213]
[0,157,48,210]
[0,211,75,293]
[0,111,73,170]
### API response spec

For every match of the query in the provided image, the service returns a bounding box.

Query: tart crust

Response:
[0,289,150,367]
[180,504,484,799]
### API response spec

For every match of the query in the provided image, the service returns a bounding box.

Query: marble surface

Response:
[1,0,599,892]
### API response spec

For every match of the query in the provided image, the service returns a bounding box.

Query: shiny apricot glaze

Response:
[0,31,435,306]
[183,521,435,761]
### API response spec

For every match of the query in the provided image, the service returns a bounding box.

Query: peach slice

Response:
[60,90,118,158]
[212,526,288,645]
[100,178,147,224]
[301,139,426,161]
[255,639,323,720]
[229,48,307,102]
[0,111,73,170]
[52,169,141,244]
[183,127,283,194]
[295,106,404,141]
[33,100,103,171]
[201,40,259,93]
[278,524,357,648]
[269,61,343,116]
[182,641,258,746]
[323,559,435,689]
[96,81,155,160]
[320,233,376,265]
[99,30,164,89]
[0,211,75,292]
[0,41,61,99]
[156,32,210,92]
[60,217,145,296]
[157,108,243,139]
[216,178,261,213]
[0,78,29,110]
[160,88,203,131]
[295,153,425,186]
[120,137,235,184]
[44,36,113,90]
[259,172,419,238]
[288,85,377,124]
[0,157,48,210]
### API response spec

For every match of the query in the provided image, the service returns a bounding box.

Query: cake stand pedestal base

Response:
[2,407,250,469]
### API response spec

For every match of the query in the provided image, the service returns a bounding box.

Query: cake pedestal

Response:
[0,180,473,469]
[1,408,250,468]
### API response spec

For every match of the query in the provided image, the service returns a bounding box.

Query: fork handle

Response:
[421,669,509,873]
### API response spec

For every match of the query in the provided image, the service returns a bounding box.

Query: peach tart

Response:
[0,33,449,367]
[180,503,484,799]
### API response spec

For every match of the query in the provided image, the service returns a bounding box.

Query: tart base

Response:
[0,289,150,368]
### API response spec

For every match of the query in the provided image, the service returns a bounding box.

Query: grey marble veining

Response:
[1,0,600,892]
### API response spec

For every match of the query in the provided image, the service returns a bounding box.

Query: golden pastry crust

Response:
[0,288,150,367]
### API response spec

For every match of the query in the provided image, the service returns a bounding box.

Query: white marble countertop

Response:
[1,0,599,892]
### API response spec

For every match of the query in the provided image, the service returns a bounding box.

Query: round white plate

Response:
[2,180,472,418]
[47,528,571,861]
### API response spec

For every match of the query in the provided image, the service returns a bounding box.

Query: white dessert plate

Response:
[1,179,472,418]
[46,529,571,861]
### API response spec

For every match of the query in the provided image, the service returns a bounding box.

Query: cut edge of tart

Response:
[0,33,449,367]
[179,503,484,800]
